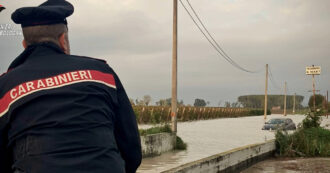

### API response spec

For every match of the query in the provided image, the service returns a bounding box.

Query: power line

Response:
[185,0,249,72]
[179,0,258,73]
[268,66,281,90]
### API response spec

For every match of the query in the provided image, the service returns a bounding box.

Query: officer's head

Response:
[21,24,70,54]
[11,0,74,54]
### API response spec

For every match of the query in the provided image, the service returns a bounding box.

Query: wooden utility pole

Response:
[306,65,321,112]
[327,90,329,118]
[284,82,287,116]
[171,0,178,133]
[264,64,268,120]
[293,93,296,114]
[312,72,316,111]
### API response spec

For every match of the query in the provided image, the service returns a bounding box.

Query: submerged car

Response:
[262,118,296,130]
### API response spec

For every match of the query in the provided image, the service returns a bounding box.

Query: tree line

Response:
[238,95,304,109]
[130,94,329,111]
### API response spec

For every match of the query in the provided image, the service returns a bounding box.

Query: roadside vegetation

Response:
[139,124,172,136]
[275,110,330,157]
[139,124,187,150]
[134,106,270,124]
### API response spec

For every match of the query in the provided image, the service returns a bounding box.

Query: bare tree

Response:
[143,95,152,106]
[218,100,222,107]
[231,102,240,108]
[129,98,135,106]
[225,101,231,108]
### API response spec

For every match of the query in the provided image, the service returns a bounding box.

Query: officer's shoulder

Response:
[71,55,107,64]
[68,55,115,72]
[0,69,12,79]
[69,55,110,66]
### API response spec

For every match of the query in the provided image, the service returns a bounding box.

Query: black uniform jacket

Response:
[0,42,142,173]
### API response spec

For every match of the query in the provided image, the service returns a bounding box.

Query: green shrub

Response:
[275,110,330,157]
[276,127,330,157]
[175,136,187,150]
[275,130,294,156]
[293,128,330,156]
[301,111,321,129]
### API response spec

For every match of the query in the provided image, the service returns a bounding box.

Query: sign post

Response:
[306,65,321,111]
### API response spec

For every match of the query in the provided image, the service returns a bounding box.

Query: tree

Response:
[156,98,183,106]
[129,98,135,106]
[156,99,166,106]
[194,98,206,107]
[231,102,240,108]
[135,98,145,106]
[156,98,171,106]
[218,100,222,107]
[143,95,152,106]
[308,94,325,109]
[238,95,304,109]
[225,101,231,108]
[178,100,184,106]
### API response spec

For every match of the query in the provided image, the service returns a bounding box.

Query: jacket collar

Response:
[8,42,65,71]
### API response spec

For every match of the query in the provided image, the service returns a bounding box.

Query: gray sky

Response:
[1,0,329,106]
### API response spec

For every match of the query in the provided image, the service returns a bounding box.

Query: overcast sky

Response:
[1,0,329,106]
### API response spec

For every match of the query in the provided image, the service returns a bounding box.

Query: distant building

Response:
[272,106,281,110]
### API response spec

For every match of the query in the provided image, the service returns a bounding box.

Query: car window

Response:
[285,119,292,123]
[268,119,284,124]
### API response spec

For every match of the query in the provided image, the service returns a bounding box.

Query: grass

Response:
[248,109,271,116]
[276,127,330,157]
[275,110,330,157]
[139,124,172,136]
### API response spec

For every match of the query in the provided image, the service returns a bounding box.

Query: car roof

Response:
[269,118,286,120]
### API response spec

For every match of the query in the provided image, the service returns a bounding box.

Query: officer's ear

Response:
[59,32,70,55]
[22,40,27,49]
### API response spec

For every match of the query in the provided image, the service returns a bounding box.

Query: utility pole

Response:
[327,90,328,118]
[306,65,321,112]
[264,64,268,120]
[293,93,296,114]
[312,71,316,111]
[306,65,321,111]
[284,82,287,116]
[171,0,178,134]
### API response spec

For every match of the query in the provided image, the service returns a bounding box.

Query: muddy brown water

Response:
[137,114,330,173]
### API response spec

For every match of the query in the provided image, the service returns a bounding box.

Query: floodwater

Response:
[137,114,330,173]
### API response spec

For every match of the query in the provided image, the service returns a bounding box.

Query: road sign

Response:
[306,66,321,75]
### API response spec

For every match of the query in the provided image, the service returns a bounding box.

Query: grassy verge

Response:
[139,124,187,150]
[294,109,310,115]
[248,109,271,116]
[139,124,172,136]
[275,110,330,157]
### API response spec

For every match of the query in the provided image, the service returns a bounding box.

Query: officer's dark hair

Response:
[22,24,68,46]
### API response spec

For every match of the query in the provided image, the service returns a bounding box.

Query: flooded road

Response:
[137,114,330,173]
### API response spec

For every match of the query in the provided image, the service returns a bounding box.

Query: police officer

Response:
[0,0,142,172]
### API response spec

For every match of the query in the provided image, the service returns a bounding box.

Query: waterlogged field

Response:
[133,106,269,124]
